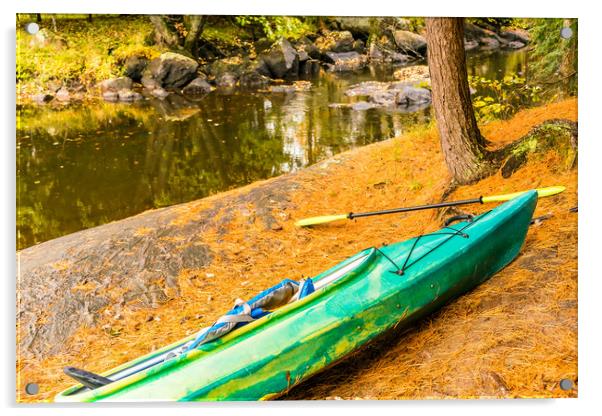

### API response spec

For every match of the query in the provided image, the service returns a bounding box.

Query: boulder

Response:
[100,77,133,92]
[295,37,321,60]
[182,78,212,95]
[123,56,149,82]
[395,85,432,106]
[392,30,427,56]
[151,88,170,99]
[299,59,321,77]
[331,17,373,39]
[479,37,500,49]
[32,93,53,104]
[464,39,480,51]
[352,39,366,54]
[102,91,119,102]
[506,41,526,49]
[141,74,161,90]
[55,88,70,102]
[216,72,238,88]
[260,38,299,79]
[117,89,143,101]
[368,42,384,60]
[323,52,368,72]
[239,71,271,88]
[500,28,530,44]
[148,52,199,88]
[315,31,355,54]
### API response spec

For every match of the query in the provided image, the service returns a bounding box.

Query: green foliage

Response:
[529,18,577,88]
[234,16,313,41]
[468,18,514,31]
[469,74,542,121]
[17,15,157,88]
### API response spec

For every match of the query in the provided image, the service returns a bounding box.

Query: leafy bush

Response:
[469,75,542,121]
[234,16,313,41]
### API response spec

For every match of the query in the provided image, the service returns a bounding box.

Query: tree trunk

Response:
[150,15,181,48]
[183,15,207,54]
[425,17,492,184]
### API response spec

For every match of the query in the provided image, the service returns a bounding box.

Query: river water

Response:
[17,50,529,250]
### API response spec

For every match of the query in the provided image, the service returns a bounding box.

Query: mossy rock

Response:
[501,119,577,178]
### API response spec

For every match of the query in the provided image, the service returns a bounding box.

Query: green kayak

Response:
[55,190,537,402]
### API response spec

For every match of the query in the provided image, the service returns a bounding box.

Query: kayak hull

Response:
[56,191,537,402]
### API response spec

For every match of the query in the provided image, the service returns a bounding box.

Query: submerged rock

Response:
[182,77,212,95]
[239,71,271,88]
[394,85,432,106]
[393,65,430,83]
[506,41,526,50]
[100,76,133,92]
[215,72,238,88]
[148,52,199,88]
[323,51,368,72]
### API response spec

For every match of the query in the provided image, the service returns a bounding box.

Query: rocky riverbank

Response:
[22,18,530,106]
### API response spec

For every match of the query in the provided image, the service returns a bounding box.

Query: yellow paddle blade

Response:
[295,214,348,227]
[481,186,566,203]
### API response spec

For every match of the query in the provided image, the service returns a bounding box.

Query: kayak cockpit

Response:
[62,248,376,395]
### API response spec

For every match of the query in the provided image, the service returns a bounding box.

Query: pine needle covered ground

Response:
[17,98,577,401]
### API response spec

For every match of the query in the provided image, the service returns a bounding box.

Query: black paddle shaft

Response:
[348,197,482,220]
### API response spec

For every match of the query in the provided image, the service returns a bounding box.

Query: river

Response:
[17,49,530,250]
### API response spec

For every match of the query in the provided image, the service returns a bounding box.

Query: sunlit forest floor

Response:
[17,98,577,401]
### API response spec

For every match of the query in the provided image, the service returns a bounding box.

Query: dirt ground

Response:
[16,98,577,401]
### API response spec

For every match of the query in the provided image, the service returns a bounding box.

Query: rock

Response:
[295,37,321,59]
[297,49,310,62]
[315,30,355,54]
[395,86,432,106]
[148,52,199,88]
[269,81,311,93]
[368,42,384,60]
[464,39,479,51]
[32,93,53,104]
[387,53,412,64]
[123,56,149,82]
[117,89,142,101]
[345,81,390,97]
[299,59,321,77]
[506,41,526,49]
[331,17,373,39]
[392,30,427,56]
[102,90,119,102]
[500,28,530,44]
[100,77,133,92]
[182,77,212,95]
[254,38,273,55]
[260,38,299,79]
[479,37,500,49]
[151,88,170,99]
[323,51,368,72]
[369,91,397,106]
[141,74,161,90]
[46,80,63,93]
[352,39,366,54]
[393,65,430,83]
[239,71,271,88]
[55,88,70,102]
[216,72,238,88]
[351,101,379,111]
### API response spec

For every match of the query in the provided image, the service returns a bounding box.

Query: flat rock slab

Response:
[17,174,299,359]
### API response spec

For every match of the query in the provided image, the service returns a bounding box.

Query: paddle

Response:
[294,186,565,227]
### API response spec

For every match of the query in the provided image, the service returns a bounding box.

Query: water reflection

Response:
[17,52,528,250]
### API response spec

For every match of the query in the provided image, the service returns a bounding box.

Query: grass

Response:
[16,98,577,402]
[17,15,159,95]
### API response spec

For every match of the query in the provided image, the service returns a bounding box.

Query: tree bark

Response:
[425,17,492,184]
[150,15,181,48]
[183,15,208,54]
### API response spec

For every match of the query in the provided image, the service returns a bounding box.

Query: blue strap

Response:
[298,279,315,299]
